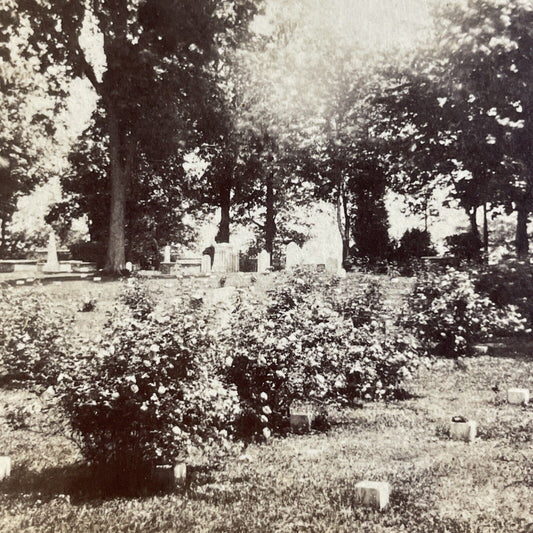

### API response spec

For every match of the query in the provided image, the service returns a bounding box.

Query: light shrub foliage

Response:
[0,286,74,386]
[62,279,240,482]
[228,269,420,439]
[400,268,527,358]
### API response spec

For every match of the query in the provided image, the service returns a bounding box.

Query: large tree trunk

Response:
[215,178,231,244]
[516,201,529,259]
[265,171,276,257]
[0,216,6,257]
[104,110,129,273]
[482,202,489,262]
[336,177,350,266]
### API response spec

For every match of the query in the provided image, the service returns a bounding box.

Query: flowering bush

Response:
[62,280,240,489]
[228,269,420,439]
[474,261,533,326]
[0,286,75,387]
[399,268,527,358]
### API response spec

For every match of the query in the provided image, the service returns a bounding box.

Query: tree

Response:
[18,0,260,272]
[0,4,57,256]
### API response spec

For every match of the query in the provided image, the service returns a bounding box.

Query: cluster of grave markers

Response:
[0,387,529,509]
[288,385,530,511]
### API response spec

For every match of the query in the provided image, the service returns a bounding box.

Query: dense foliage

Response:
[228,269,420,439]
[62,280,240,488]
[0,286,74,386]
[400,268,527,358]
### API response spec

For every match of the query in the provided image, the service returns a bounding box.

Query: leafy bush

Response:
[445,232,483,263]
[399,269,527,358]
[0,287,75,387]
[62,281,240,490]
[474,261,533,326]
[228,269,420,439]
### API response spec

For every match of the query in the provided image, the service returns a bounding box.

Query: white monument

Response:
[163,245,171,264]
[42,233,60,273]
[257,250,271,273]
[285,242,302,269]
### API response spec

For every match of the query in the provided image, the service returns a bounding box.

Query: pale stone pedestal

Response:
[354,481,390,510]
[507,388,529,405]
[450,418,477,442]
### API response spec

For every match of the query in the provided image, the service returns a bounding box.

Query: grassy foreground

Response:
[0,277,532,532]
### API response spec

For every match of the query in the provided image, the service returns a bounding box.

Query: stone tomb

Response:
[354,481,390,511]
[0,456,11,481]
[507,388,529,405]
[449,416,476,442]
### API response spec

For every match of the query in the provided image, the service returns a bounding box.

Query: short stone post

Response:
[290,405,314,434]
[449,416,476,442]
[201,255,212,275]
[354,481,390,510]
[0,456,11,481]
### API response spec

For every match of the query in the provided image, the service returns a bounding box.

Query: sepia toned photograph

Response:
[0,0,532,531]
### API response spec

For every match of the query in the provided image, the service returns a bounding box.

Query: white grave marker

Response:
[257,250,271,273]
[507,388,529,405]
[450,417,476,442]
[0,456,11,481]
[285,242,302,269]
[354,481,390,510]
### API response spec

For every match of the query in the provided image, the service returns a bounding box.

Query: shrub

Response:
[62,281,240,490]
[474,261,533,326]
[0,286,75,387]
[228,269,420,439]
[399,268,527,358]
[445,232,483,263]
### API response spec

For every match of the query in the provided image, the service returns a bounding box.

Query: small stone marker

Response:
[0,456,11,481]
[354,481,390,510]
[450,416,476,442]
[15,280,25,285]
[173,462,187,484]
[507,388,529,405]
[290,406,315,434]
[163,245,171,264]
[125,261,133,272]
[93,276,102,282]
[472,344,489,355]
[201,254,211,274]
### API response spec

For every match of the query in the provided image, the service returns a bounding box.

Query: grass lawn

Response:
[0,275,532,532]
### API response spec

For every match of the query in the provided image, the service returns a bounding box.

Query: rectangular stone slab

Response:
[507,388,530,405]
[354,481,390,510]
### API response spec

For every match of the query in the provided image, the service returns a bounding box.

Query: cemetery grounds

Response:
[0,273,532,533]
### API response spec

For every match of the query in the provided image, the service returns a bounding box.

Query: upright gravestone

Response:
[285,242,302,270]
[163,245,171,264]
[42,233,60,273]
[301,239,326,269]
[257,250,271,273]
[212,243,239,273]
[201,254,212,275]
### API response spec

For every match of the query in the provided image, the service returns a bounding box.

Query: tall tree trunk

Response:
[0,216,6,257]
[336,176,350,266]
[104,110,129,273]
[216,179,231,243]
[516,201,529,259]
[265,171,276,257]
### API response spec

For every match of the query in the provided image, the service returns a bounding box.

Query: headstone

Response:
[153,463,187,489]
[212,243,239,273]
[301,238,326,267]
[0,456,11,481]
[354,481,390,510]
[15,280,25,285]
[201,254,212,275]
[290,413,313,433]
[42,233,60,273]
[257,250,271,273]
[507,388,529,405]
[125,261,133,272]
[163,245,171,264]
[285,242,302,269]
[449,417,476,442]
[326,257,339,273]
[93,276,102,282]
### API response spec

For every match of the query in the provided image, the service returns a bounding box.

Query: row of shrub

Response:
[0,266,529,491]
